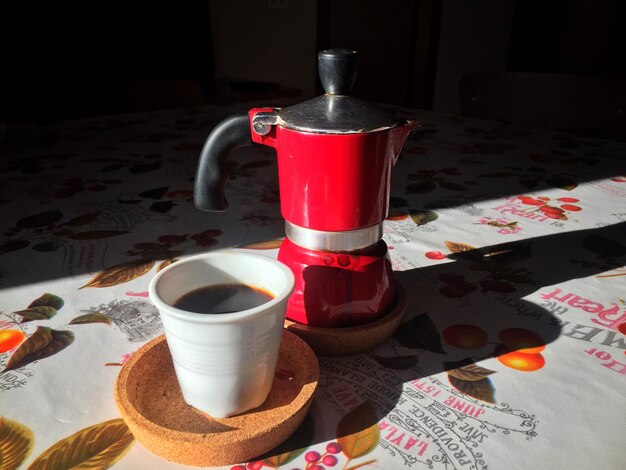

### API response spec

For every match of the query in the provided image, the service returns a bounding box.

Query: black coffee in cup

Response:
[173,284,274,314]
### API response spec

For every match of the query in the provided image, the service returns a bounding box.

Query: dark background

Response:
[0,0,624,123]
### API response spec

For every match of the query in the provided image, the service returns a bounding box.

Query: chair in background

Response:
[459,72,626,141]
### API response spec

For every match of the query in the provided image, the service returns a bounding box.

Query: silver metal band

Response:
[285,221,383,252]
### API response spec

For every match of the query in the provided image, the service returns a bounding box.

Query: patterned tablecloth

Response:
[1,102,625,470]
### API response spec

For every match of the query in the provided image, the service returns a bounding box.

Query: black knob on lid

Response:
[277,48,399,133]
[318,49,358,95]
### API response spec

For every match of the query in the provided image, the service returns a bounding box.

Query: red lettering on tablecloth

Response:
[602,360,626,374]
[442,396,485,418]
[491,199,550,222]
[76,243,97,273]
[541,288,626,330]
[379,420,429,456]
[585,347,626,375]
[409,378,443,397]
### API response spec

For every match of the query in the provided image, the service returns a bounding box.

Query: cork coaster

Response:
[284,282,407,356]
[114,330,319,467]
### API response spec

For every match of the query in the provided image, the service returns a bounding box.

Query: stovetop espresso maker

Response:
[194,49,420,328]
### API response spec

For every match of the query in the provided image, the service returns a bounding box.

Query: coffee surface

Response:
[173,283,273,314]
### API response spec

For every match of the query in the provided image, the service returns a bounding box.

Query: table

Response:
[1,102,625,470]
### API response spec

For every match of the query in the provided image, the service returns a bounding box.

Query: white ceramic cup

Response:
[148,250,295,418]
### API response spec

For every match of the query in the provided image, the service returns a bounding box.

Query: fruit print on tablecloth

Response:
[572,233,626,278]
[476,217,521,235]
[317,336,540,470]
[424,240,534,297]
[0,209,128,256]
[386,204,439,229]
[405,167,473,194]
[478,160,581,191]
[232,402,380,470]
[0,330,26,354]
[388,314,548,404]
[0,293,123,391]
[0,417,134,470]
[0,294,72,384]
[515,195,582,220]
[79,230,223,289]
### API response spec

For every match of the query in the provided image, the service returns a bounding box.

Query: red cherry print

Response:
[305,451,321,463]
[536,196,550,202]
[158,234,188,245]
[610,177,626,182]
[544,211,564,220]
[557,197,579,203]
[231,466,246,470]
[246,461,263,470]
[439,285,467,298]
[323,455,338,466]
[204,229,223,237]
[326,442,342,454]
[539,206,564,215]
[310,466,325,470]
[560,204,581,211]
[191,236,218,247]
[425,251,446,260]
[517,196,544,206]
[439,282,476,298]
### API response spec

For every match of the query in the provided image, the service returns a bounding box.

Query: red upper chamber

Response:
[250,108,417,232]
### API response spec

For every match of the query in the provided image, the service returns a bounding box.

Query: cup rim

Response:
[148,250,295,323]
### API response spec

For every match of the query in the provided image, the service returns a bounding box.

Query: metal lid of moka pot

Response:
[252,49,402,135]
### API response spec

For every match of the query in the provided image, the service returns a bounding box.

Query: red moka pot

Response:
[248,108,417,232]
[194,49,420,327]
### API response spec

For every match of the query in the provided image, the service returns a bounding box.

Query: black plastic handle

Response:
[194,112,252,211]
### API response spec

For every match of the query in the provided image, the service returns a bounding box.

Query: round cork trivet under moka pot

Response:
[114,329,319,467]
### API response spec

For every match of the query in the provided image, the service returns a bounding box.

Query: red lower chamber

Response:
[278,238,396,328]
